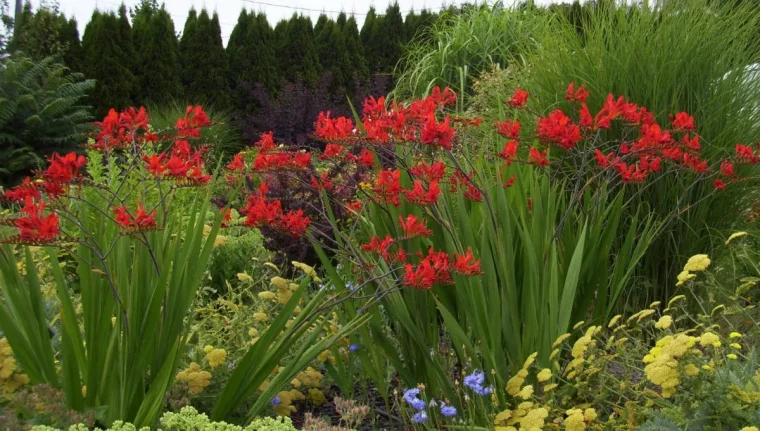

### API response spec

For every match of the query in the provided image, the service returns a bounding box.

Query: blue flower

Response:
[403,388,426,411]
[349,344,359,352]
[408,397,426,411]
[271,396,281,406]
[463,370,485,389]
[440,405,457,417]
[412,411,429,423]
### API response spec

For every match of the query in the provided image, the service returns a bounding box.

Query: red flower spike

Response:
[507,88,529,108]
[221,208,232,228]
[565,82,589,103]
[314,112,354,141]
[537,110,582,149]
[429,86,457,106]
[594,149,616,167]
[280,210,310,237]
[374,169,403,206]
[671,112,696,131]
[357,148,375,168]
[321,144,346,160]
[15,198,59,242]
[720,160,735,177]
[176,105,211,138]
[143,153,167,177]
[43,152,87,184]
[4,178,40,202]
[499,140,519,164]
[134,203,157,228]
[404,180,440,206]
[398,214,432,238]
[403,261,436,289]
[362,235,395,260]
[681,134,700,152]
[362,96,387,118]
[736,144,759,164]
[503,175,516,189]
[227,154,245,171]
[255,132,276,152]
[713,178,726,190]
[453,249,482,275]
[579,103,593,128]
[346,200,362,212]
[114,205,133,227]
[410,161,446,182]
[528,147,549,167]
[420,114,455,150]
[614,162,648,183]
[495,119,521,139]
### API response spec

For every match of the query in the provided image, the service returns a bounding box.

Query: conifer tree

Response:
[279,14,321,85]
[360,7,379,72]
[376,2,406,73]
[405,9,419,41]
[249,13,279,92]
[342,15,368,82]
[82,10,135,116]
[179,9,230,108]
[131,1,182,106]
[336,12,347,30]
[59,16,81,71]
[314,13,329,37]
[10,1,82,67]
[227,9,249,95]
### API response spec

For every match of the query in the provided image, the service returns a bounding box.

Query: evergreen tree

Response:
[360,7,380,72]
[227,9,249,95]
[405,9,420,41]
[342,15,368,82]
[314,13,329,37]
[82,10,135,117]
[10,1,81,68]
[131,1,182,106]
[59,16,81,71]
[314,18,352,90]
[250,13,279,92]
[336,12,347,30]
[179,9,230,108]
[279,14,321,85]
[376,2,406,74]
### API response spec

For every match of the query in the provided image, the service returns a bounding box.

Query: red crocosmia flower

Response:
[565,82,589,103]
[683,153,709,174]
[499,140,519,164]
[594,149,616,167]
[311,173,334,191]
[172,140,192,159]
[713,178,726,190]
[374,169,403,206]
[720,160,735,177]
[40,181,65,199]
[362,235,395,260]
[671,112,696,131]
[176,105,211,138]
[143,153,167,177]
[280,210,310,237]
[495,119,521,139]
[113,205,133,227]
[614,162,648,183]
[453,249,482,275]
[450,171,482,202]
[243,195,283,227]
[255,132,276,153]
[292,152,312,169]
[346,200,362,212]
[503,175,516,189]
[593,94,625,129]
[221,208,233,227]
[16,198,59,242]
[134,202,157,228]
[661,146,683,162]
[357,148,375,168]
[537,110,582,149]
[528,147,549,167]
[430,86,457,106]
[579,103,593,128]
[639,155,662,173]
[187,165,211,184]
[165,156,190,177]
[362,96,387,118]
[404,180,440,205]
[420,114,455,150]
[507,88,529,108]
[398,214,432,238]
[410,161,446,182]
[394,248,407,263]
[735,144,758,163]
[314,112,354,140]
[681,134,700,152]
[227,154,245,171]
[403,261,436,289]
[321,143,346,160]
[423,247,453,284]
[4,178,40,202]
[43,152,87,183]
[527,198,533,212]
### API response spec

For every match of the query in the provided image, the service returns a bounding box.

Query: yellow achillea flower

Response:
[668,295,686,306]
[725,231,748,245]
[254,312,269,322]
[237,272,253,282]
[176,363,212,394]
[494,409,513,425]
[740,427,758,431]
[204,346,227,368]
[522,352,538,370]
[636,309,656,322]
[699,332,721,348]
[730,332,743,339]
[506,369,528,396]
[308,388,327,406]
[543,383,558,392]
[549,348,560,361]
[649,301,661,308]
[607,314,622,328]
[536,368,552,382]
[684,364,699,376]
[564,409,586,431]
[702,364,713,371]
[552,333,571,348]
[572,321,585,330]
[516,385,533,400]
[291,261,322,283]
[731,343,742,350]
[248,328,259,337]
[676,270,696,286]
[683,254,710,272]
[643,333,696,398]
[728,354,738,360]
[271,276,289,290]
[655,315,673,329]
[258,291,276,300]
[520,407,548,429]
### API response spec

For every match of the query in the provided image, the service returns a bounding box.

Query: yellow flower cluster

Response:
[176,362,212,394]
[270,276,299,304]
[564,326,599,379]
[643,333,697,398]
[294,367,324,389]
[0,338,29,395]
[203,345,227,368]
[291,261,321,283]
[274,389,306,416]
[676,254,710,286]
[564,408,598,431]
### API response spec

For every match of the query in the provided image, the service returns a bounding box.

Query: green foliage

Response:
[179,9,231,109]
[206,227,270,294]
[376,2,406,74]
[359,7,379,73]
[227,10,278,102]
[131,1,182,107]
[393,5,546,103]
[9,1,80,69]
[81,10,135,117]
[276,14,321,86]
[525,0,760,304]
[0,54,94,185]
[342,15,368,83]
[314,18,352,91]
[26,406,299,431]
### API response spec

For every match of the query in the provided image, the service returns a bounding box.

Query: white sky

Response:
[54,0,472,45]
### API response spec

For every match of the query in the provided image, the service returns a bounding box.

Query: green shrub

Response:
[0,54,94,185]
[206,225,270,295]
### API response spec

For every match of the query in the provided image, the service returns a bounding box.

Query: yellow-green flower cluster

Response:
[676,254,710,286]
[203,345,227,368]
[0,337,29,396]
[643,333,697,398]
[175,362,212,394]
